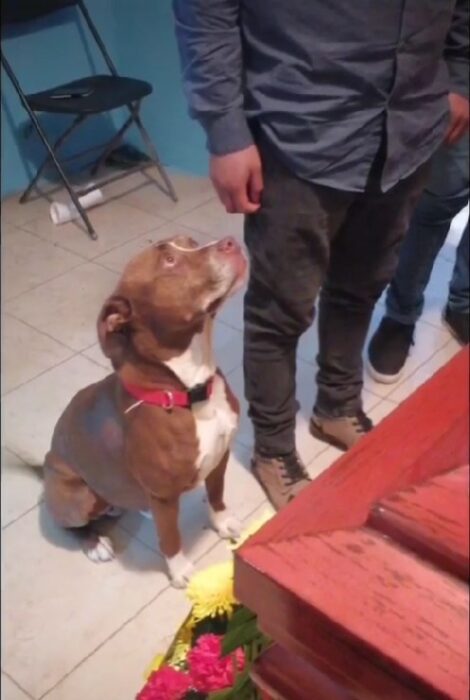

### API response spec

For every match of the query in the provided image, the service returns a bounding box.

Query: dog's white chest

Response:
[193,375,237,481]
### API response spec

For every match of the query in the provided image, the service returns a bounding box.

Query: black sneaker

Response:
[443,305,469,345]
[367,317,415,384]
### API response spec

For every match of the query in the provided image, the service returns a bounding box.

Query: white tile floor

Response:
[1,169,465,699]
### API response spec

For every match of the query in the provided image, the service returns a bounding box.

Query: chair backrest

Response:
[1,0,79,25]
[1,0,117,77]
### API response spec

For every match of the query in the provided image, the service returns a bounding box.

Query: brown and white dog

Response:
[43,234,247,587]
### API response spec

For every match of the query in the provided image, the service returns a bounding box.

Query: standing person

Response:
[173,0,469,510]
[368,134,469,385]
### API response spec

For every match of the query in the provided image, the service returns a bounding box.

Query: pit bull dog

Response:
[43,234,247,588]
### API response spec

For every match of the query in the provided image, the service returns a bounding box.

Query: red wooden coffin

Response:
[235,348,469,700]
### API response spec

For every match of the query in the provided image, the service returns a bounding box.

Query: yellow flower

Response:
[168,620,193,666]
[144,653,164,679]
[143,514,274,680]
[186,561,237,622]
[144,614,194,679]
[169,641,191,667]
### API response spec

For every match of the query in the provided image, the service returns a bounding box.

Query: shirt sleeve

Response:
[173,0,253,155]
[444,0,470,99]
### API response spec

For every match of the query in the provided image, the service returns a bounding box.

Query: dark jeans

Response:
[386,136,469,324]
[244,139,430,456]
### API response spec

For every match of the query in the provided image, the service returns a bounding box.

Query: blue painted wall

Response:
[1,0,208,197]
[114,0,208,179]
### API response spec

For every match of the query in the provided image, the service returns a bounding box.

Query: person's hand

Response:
[210,145,263,214]
[445,92,470,145]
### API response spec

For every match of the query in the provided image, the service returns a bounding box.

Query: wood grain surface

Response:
[235,349,469,700]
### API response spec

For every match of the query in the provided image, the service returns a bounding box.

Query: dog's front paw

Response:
[166,552,194,589]
[209,508,242,540]
[85,535,115,563]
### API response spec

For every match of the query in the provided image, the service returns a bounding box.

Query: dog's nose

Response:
[216,237,239,254]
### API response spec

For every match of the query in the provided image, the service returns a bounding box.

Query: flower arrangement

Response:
[137,512,273,700]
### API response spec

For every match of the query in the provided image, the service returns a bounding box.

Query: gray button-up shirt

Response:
[174,0,469,192]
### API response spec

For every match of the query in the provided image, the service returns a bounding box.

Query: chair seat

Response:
[27,75,153,114]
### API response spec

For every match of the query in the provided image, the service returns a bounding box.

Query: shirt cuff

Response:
[201,110,254,156]
[446,59,470,99]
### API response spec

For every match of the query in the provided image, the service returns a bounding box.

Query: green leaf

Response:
[232,667,251,692]
[222,618,260,656]
[226,606,256,633]
[207,689,233,700]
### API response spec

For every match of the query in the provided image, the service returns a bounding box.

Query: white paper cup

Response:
[50,186,104,225]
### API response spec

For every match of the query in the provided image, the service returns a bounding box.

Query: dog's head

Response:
[98,234,247,368]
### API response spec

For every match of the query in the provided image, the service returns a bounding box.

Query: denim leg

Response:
[448,220,469,314]
[386,136,470,325]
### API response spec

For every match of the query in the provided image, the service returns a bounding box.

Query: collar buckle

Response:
[162,391,175,411]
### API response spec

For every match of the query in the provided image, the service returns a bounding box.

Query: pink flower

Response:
[188,634,245,693]
[137,666,191,700]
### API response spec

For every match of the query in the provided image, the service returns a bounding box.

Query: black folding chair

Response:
[1,0,177,240]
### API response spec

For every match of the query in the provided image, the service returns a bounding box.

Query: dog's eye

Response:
[163,254,176,267]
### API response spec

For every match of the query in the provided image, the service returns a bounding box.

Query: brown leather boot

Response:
[310,410,373,451]
[252,452,311,511]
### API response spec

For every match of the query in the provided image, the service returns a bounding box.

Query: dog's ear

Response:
[97,296,133,368]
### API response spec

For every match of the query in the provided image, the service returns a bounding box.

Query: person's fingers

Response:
[232,186,260,214]
[221,191,236,214]
[445,117,466,145]
[248,166,264,205]
[213,183,235,213]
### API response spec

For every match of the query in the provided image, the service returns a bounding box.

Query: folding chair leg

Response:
[1,52,97,240]
[90,115,133,176]
[20,115,85,204]
[35,121,97,240]
[132,111,178,203]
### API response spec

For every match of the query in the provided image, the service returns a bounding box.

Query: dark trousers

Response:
[244,138,431,456]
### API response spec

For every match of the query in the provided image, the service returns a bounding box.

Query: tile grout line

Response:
[38,498,267,700]
[37,582,175,700]
[1,501,43,532]
[13,187,219,267]
[3,256,94,304]
[305,443,331,468]
[1,669,34,700]
[1,349,83,398]
[2,312,78,354]
[2,256,90,304]
[384,337,459,402]
[5,195,224,307]
[18,217,164,265]
[119,191,217,225]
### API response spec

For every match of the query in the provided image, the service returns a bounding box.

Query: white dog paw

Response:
[85,535,115,563]
[166,552,195,589]
[209,508,242,540]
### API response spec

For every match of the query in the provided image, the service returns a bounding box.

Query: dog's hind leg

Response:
[43,453,115,562]
[205,452,241,540]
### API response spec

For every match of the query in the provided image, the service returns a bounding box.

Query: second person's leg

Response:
[369,137,470,380]
[313,161,431,448]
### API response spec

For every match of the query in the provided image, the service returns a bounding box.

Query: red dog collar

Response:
[123,377,214,412]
